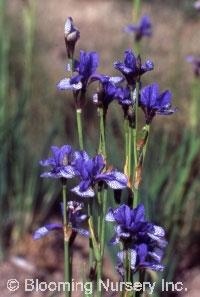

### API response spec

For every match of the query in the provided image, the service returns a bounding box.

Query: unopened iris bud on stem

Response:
[64,17,80,59]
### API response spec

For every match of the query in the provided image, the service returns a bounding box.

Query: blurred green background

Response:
[0,0,200,296]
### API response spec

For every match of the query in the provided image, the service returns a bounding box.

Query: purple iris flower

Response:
[125,15,152,41]
[93,81,118,108]
[105,204,153,245]
[64,17,80,59]
[106,204,167,273]
[40,145,75,179]
[186,55,200,77]
[34,201,89,240]
[114,50,154,86]
[71,151,128,197]
[57,50,99,91]
[140,83,178,124]
[116,85,133,106]
[92,74,124,113]
[117,242,165,275]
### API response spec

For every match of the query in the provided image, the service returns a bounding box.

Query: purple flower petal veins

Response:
[140,83,178,123]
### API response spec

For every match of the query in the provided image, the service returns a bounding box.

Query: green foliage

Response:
[0,0,59,261]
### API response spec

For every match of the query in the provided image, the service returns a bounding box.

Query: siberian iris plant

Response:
[33,7,178,296]
[34,201,89,240]
[40,145,75,179]
[140,83,178,124]
[125,15,152,41]
[71,151,128,197]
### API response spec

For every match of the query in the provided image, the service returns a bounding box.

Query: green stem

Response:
[133,0,141,22]
[88,201,94,297]
[76,109,84,150]
[135,81,139,133]
[97,189,101,240]
[69,56,84,151]
[124,118,129,161]
[136,269,145,297]
[97,261,102,297]
[142,124,150,161]
[63,185,70,297]
[132,81,140,208]
[133,187,138,209]
[100,186,108,258]
[128,125,132,178]
[99,108,106,157]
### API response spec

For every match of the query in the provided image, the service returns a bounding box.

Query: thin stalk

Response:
[132,82,139,207]
[69,56,84,151]
[124,118,129,160]
[128,125,132,178]
[97,261,102,297]
[100,186,108,257]
[97,189,101,240]
[136,269,145,297]
[63,184,70,297]
[99,108,106,157]
[76,109,84,150]
[135,81,139,133]
[133,0,141,22]
[142,124,150,161]
[88,201,94,297]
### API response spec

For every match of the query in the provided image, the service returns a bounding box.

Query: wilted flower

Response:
[114,50,154,86]
[34,201,89,240]
[71,151,128,197]
[57,50,99,92]
[40,145,75,179]
[125,15,152,41]
[140,83,178,124]
[64,17,80,59]
[186,55,200,77]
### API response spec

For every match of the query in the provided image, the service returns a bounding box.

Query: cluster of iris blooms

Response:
[34,15,177,295]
